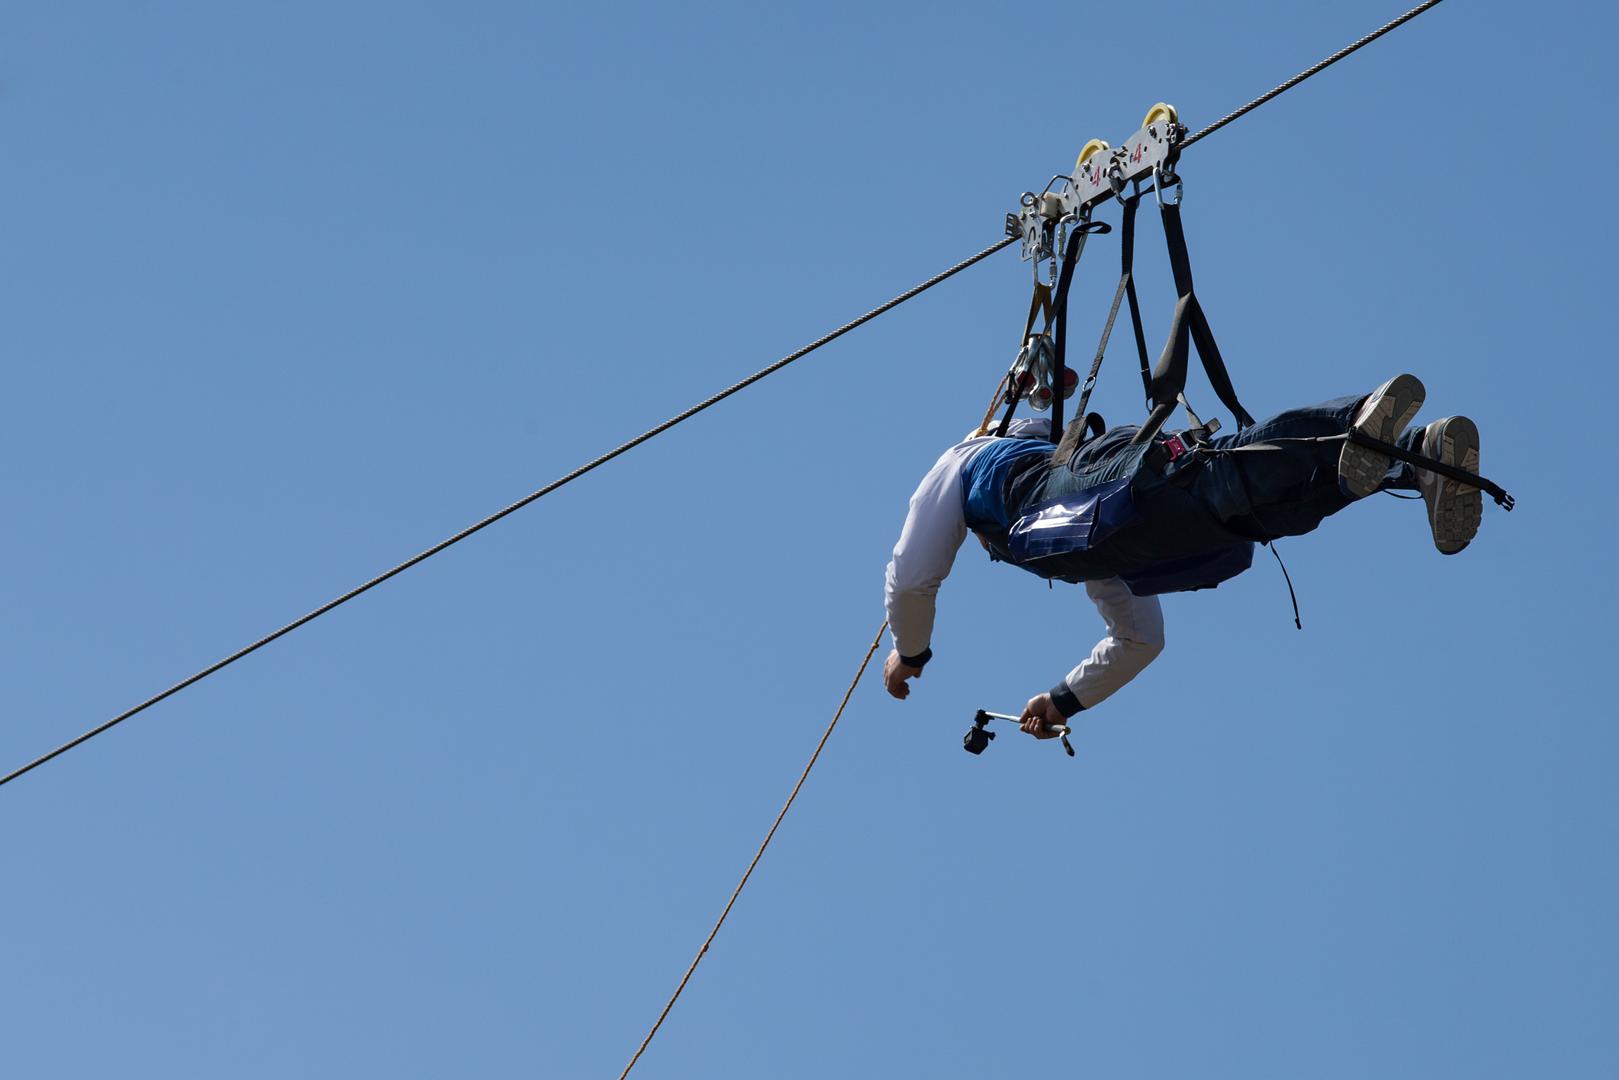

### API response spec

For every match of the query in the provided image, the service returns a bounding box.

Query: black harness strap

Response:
[1073,195,1151,430]
[1345,430,1516,510]
[1122,197,1154,406]
[1133,200,1257,446]
[1048,222,1107,443]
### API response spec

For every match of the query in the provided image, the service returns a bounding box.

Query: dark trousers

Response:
[1189,394,1422,541]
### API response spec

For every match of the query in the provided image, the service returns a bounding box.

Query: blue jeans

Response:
[1189,393,1422,541]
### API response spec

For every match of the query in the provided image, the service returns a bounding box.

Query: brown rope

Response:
[620,322,1029,1074]
[617,621,889,1079]
[974,372,1012,438]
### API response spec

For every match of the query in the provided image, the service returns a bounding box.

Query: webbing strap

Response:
[1073,196,1151,429]
[1048,225,1092,443]
[1123,198,1153,405]
[1024,282,1054,340]
[1345,430,1516,509]
[1132,201,1257,446]
[993,283,1053,437]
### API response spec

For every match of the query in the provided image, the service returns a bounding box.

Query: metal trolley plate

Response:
[1010,107,1184,264]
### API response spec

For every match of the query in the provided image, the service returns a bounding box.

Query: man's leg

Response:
[1189,382,1426,541]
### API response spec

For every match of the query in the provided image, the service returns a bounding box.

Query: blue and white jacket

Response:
[883,418,1164,716]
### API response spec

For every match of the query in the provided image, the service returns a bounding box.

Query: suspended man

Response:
[881,374,1485,740]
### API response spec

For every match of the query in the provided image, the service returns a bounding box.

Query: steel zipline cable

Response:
[0,1,1449,796]
[4,0,1454,1067]
[0,237,1014,791]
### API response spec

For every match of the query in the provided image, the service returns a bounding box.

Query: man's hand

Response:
[883,650,923,700]
[1019,693,1066,738]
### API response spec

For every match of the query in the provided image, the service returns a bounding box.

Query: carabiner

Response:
[1153,164,1184,208]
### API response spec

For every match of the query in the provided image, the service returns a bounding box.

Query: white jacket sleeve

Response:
[883,418,1052,665]
[884,450,970,662]
[1049,577,1165,715]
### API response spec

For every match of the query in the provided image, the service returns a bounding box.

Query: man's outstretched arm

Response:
[884,419,1052,701]
[1021,578,1165,733]
[882,449,972,698]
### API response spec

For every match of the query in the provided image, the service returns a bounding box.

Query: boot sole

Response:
[1339,373,1426,499]
[1430,416,1482,555]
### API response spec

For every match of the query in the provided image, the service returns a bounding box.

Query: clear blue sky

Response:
[3,2,1614,1077]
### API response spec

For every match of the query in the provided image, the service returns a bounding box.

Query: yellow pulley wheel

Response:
[1075,138,1110,172]
[1142,102,1178,129]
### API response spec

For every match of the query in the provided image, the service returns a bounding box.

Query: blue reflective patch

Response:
[1006,477,1137,562]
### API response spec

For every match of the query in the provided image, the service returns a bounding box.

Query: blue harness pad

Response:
[1006,477,1137,562]
[960,437,1060,529]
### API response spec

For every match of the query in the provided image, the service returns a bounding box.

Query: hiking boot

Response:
[1339,373,1426,499]
[1417,416,1482,555]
